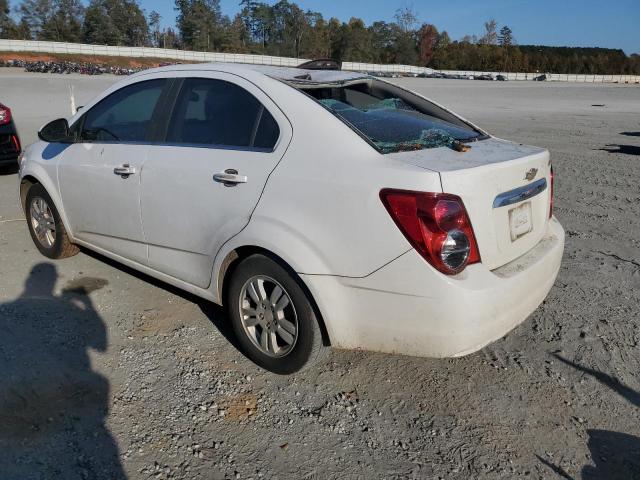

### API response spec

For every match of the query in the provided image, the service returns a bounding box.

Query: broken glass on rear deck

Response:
[318,97,480,153]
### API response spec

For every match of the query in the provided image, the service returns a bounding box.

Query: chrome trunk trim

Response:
[493,178,547,208]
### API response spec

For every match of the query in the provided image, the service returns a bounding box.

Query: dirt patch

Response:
[62,276,108,295]
[130,302,195,337]
[218,393,258,420]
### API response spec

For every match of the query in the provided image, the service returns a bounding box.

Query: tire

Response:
[25,183,79,259]
[226,254,328,374]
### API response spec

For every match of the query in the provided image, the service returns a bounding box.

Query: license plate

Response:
[509,202,533,241]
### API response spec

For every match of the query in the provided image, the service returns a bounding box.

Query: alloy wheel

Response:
[30,196,56,249]
[239,275,298,357]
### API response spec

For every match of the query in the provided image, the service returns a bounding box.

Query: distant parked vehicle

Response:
[533,74,548,81]
[496,75,508,81]
[475,74,494,81]
[0,102,21,170]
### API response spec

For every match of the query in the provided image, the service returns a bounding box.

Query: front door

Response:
[58,78,168,265]
[140,74,291,288]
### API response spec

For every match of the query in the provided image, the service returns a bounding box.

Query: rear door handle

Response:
[113,164,136,177]
[213,169,248,186]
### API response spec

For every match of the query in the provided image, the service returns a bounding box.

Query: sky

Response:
[139,0,639,54]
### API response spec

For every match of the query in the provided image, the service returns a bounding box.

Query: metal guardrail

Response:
[1,39,638,83]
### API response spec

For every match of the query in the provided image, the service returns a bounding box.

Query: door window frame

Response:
[72,78,175,145]
[155,76,283,153]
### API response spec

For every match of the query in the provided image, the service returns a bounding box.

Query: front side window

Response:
[82,79,166,142]
[167,78,280,150]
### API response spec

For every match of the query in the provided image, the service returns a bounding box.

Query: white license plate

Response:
[509,202,533,241]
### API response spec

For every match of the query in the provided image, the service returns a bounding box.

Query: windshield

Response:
[303,81,483,154]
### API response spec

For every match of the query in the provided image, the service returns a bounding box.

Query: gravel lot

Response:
[1,69,639,480]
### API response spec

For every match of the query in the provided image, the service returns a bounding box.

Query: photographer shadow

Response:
[537,355,640,480]
[0,263,126,479]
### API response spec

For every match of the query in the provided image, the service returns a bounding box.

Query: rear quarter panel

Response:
[215,79,443,280]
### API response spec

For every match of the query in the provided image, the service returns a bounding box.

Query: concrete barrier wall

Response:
[1,39,639,83]
[0,39,307,67]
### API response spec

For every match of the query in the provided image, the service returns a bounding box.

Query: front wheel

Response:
[25,183,79,259]
[226,254,328,374]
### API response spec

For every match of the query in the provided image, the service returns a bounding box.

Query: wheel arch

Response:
[20,174,38,212]
[217,245,332,346]
[20,173,74,241]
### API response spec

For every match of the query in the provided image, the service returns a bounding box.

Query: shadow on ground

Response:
[599,144,640,156]
[0,262,126,479]
[537,354,640,480]
[80,248,244,354]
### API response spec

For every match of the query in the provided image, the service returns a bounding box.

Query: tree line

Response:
[0,0,638,74]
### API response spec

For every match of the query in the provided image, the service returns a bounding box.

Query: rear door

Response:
[140,74,292,288]
[58,78,168,264]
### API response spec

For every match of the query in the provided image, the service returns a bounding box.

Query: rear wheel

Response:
[226,254,328,374]
[25,184,79,259]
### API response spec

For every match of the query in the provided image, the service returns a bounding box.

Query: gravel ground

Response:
[0,69,639,480]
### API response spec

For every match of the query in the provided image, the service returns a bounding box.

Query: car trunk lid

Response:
[388,138,552,270]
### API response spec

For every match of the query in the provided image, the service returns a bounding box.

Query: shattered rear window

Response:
[314,91,482,153]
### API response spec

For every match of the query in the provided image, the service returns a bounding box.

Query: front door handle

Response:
[113,164,136,177]
[213,169,248,186]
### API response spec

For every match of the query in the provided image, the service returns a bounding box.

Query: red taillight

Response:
[0,104,11,126]
[549,166,554,218]
[11,135,21,153]
[380,189,481,275]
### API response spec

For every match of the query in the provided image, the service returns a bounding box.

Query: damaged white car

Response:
[19,63,564,373]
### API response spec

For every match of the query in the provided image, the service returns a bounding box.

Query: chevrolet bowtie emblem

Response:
[524,168,538,181]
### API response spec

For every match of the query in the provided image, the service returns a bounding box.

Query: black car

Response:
[0,103,21,168]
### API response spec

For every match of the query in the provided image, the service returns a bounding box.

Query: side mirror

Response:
[38,118,74,143]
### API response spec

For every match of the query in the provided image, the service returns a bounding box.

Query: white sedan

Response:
[19,63,564,374]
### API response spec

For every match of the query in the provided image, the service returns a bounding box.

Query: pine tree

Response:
[40,0,84,42]
[148,10,161,47]
[175,0,224,51]
[18,0,52,39]
[0,0,18,38]
[498,26,513,47]
[83,0,148,46]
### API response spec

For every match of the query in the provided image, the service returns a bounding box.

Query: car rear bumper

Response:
[302,217,564,358]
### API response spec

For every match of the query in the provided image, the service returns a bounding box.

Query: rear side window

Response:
[82,79,166,142]
[167,78,280,150]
